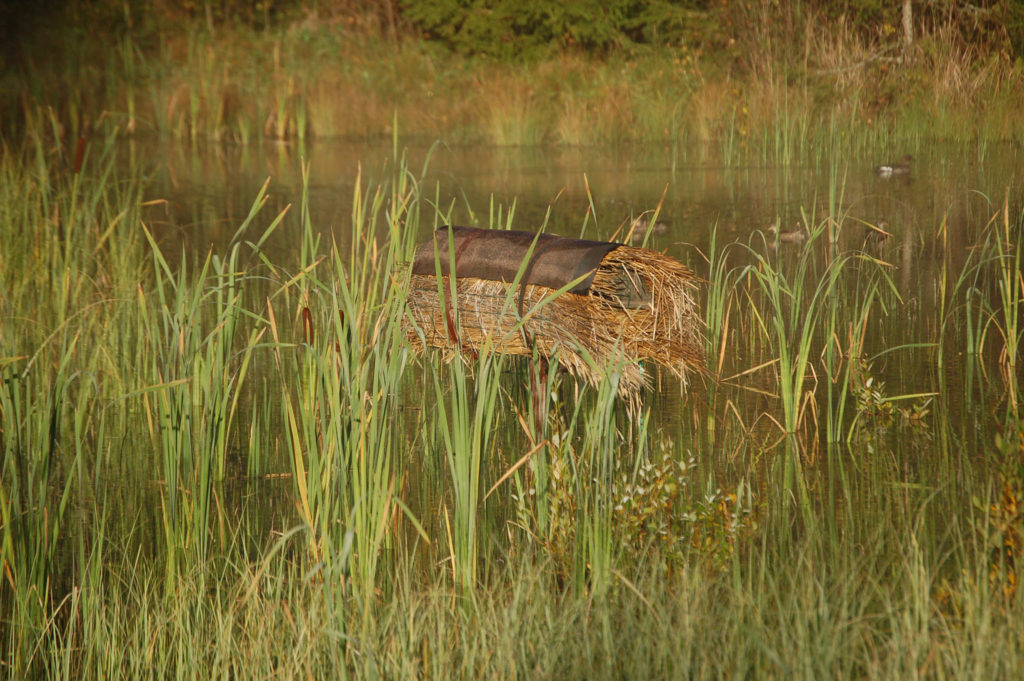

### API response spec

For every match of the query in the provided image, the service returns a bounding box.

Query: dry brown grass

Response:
[404,243,703,403]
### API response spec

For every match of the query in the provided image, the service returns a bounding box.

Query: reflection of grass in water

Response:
[4,121,1024,677]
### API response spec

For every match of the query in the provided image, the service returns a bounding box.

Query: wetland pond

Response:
[131,138,1023,553]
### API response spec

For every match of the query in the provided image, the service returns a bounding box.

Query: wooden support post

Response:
[529,355,549,440]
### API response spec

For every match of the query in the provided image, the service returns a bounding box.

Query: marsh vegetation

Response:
[3,115,1023,678]
[3,2,1024,678]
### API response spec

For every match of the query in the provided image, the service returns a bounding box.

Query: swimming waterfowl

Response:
[863,221,892,251]
[628,215,668,244]
[875,155,912,178]
[767,223,807,244]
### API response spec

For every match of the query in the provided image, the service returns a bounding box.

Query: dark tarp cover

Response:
[411,226,621,294]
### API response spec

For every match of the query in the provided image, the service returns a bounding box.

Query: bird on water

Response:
[863,220,893,252]
[627,215,669,244]
[767,222,807,244]
[875,155,912,178]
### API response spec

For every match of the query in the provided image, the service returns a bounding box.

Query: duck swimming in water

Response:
[627,215,668,244]
[767,223,807,244]
[863,221,893,252]
[876,155,912,178]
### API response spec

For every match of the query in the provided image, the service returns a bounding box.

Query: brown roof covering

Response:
[411,225,621,294]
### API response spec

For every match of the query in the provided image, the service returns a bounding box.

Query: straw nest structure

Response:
[404,226,703,401]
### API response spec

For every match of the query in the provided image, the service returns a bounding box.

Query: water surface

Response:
[142,138,1021,260]
[137,137,1021,453]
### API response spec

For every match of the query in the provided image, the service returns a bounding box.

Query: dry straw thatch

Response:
[404,226,703,401]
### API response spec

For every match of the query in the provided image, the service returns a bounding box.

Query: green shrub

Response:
[399,0,709,59]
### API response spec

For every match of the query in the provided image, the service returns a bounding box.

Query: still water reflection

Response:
[115,138,1023,557]
[137,137,1021,404]
[140,138,1021,263]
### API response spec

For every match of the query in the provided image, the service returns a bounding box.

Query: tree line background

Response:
[5,0,1023,63]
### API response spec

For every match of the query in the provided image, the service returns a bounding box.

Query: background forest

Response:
[3,0,1024,146]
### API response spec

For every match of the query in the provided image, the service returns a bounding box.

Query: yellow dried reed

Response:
[404,243,703,402]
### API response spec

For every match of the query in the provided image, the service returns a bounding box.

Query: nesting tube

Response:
[404,226,704,401]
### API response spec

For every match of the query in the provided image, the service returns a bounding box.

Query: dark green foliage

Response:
[399,0,710,59]
[747,0,1024,57]
[397,0,1024,63]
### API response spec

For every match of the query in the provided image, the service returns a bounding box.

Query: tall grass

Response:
[936,193,1022,418]
[429,349,505,604]
[988,192,1022,414]
[3,121,1024,678]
